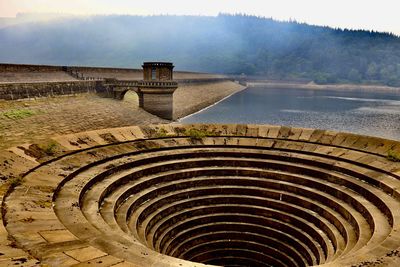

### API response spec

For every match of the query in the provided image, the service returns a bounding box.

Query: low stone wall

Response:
[177,78,232,84]
[0,63,138,73]
[0,81,105,100]
[0,63,63,72]
[0,63,227,81]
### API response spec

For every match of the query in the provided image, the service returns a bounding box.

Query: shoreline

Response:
[177,86,248,122]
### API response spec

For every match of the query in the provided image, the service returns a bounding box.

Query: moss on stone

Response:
[185,128,208,140]
[155,128,169,138]
[39,142,58,156]
[2,109,36,120]
[387,150,400,162]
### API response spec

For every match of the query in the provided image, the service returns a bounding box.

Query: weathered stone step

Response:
[55,147,400,203]
[88,154,400,219]
[109,169,376,238]
[108,174,360,256]
[135,194,345,258]
[134,203,336,262]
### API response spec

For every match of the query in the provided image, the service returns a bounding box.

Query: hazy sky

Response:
[1,0,399,34]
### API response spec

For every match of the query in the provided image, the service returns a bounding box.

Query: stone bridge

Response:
[103,78,178,120]
[102,79,139,99]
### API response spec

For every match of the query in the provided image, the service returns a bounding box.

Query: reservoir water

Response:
[181,86,400,140]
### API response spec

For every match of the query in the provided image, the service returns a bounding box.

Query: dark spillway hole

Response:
[127,174,339,266]
[178,235,305,267]
[142,204,326,266]
[154,220,316,267]
[163,224,316,265]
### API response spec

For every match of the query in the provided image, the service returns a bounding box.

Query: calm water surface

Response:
[181,86,400,140]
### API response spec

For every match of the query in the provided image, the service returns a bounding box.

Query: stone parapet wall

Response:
[66,66,142,74]
[0,63,227,83]
[0,63,63,72]
[0,63,139,73]
[0,81,104,100]
[0,63,225,77]
[177,78,232,84]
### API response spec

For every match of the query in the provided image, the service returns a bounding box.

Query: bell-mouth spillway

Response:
[3,124,400,267]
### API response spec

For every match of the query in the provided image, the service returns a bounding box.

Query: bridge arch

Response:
[122,89,140,107]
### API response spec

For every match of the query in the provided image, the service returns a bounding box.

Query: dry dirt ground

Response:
[0,81,244,149]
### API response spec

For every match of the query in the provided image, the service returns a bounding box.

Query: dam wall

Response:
[0,63,231,101]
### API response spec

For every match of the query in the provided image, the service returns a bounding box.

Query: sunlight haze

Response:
[0,0,399,34]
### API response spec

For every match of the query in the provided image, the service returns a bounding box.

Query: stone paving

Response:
[0,94,165,150]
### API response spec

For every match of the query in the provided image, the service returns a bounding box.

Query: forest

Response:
[0,14,399,86]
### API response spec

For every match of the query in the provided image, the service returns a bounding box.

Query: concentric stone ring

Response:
[3,124,400,266]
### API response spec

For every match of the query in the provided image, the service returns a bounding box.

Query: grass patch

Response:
[185,128,209,140]
[41,142,58,156]
[37,141,60,156]
[2,109,36,120]
[387,150,400,162]
[155,128,169,138]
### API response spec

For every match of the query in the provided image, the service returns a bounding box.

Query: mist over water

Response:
[181,87,400,140]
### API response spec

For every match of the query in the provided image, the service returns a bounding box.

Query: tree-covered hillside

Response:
[1,14,399,85]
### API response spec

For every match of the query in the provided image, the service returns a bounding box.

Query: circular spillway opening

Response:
[5,124,400,267]
[122,148,338,267]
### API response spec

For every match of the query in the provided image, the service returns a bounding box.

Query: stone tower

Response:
[137,62,178,120]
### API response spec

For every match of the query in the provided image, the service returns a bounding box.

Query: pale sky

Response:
[0,0,399,35]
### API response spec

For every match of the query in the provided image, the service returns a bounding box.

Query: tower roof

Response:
[142,62,174,67]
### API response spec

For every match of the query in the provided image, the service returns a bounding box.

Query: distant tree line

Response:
[0,14,399,86]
